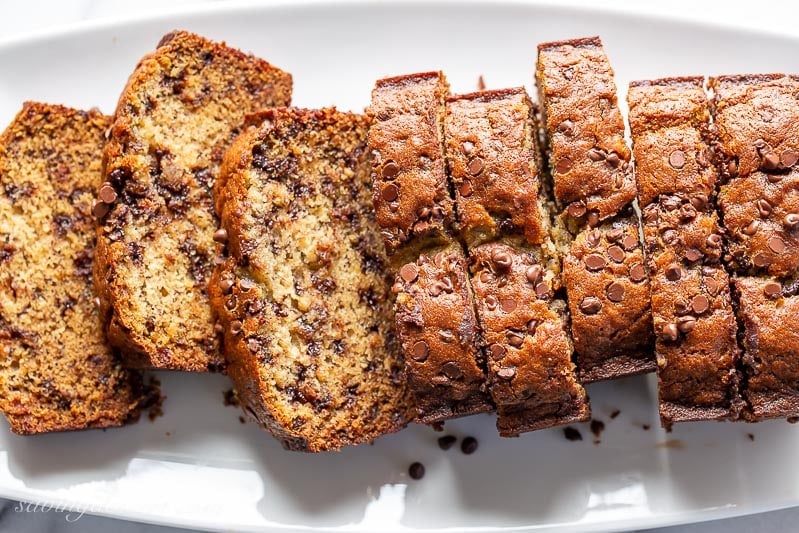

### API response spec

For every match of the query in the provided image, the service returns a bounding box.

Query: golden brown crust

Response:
[367,72,454,260]
[94,30,292,372]
[563,215,655,382]
[393,245,492,424]
[535,36,636,222]
[211,108,410,452]
[0,102,146,434]
[468,241,589,436]
[444,88,548,247]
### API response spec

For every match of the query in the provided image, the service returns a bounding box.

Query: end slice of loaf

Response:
[0,102,146,434]
[210,108,410,452]
[94,30,292,372]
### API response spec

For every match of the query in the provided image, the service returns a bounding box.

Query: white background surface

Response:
[1,1,798,532]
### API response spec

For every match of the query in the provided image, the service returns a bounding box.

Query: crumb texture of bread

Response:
[468,241,589,436]
[535,36,636,222]
[367,72,454,260]
[211,108,409,452]
[563,216,655,382]
[393,245,492,424]
[95,30,292,372]
[0,102,145,434]
[444,88,548,248]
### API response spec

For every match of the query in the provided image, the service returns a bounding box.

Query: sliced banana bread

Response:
[210,108,410,451]
[0,102,146,434]
[94,30,292,372]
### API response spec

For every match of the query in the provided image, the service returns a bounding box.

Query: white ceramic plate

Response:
[1,1,799,531]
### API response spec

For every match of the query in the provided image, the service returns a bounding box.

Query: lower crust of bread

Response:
[497,400,590,437]
[659,402,734,430]
[578,354,656,383]
[415,397,494,426]
[744,390,799,422]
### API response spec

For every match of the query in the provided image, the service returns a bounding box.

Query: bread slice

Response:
[210,108,410,451]
[94,30,292,372]
[0,103,146,434]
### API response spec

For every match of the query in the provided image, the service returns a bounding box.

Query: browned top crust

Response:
[368,72,454,259]
[94,30,292,372]
[628,77,717,206]
[563,214,655,381]
[0,102,146,434]
[710,74,799,180]
[444,87,549,248]
[536,36,636,223]
[393,245,492,424]
[468,241,588,435]
[211,108,409,452]
[736,276,799,419]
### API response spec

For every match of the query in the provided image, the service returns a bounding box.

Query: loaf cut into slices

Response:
[94,30,292,372]
[210,108,410,451]
[0,103,147,434]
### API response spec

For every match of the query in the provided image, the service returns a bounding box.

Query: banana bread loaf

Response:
[94,30,292,372]
[210,108,410,451]
[0,102,146,434]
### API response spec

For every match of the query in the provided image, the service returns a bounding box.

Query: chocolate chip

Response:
[461,141,475,154]
[705,278,722,296]
[661,323,679,341]
[408,462,425,480]
[213,228,228,243]
[382,161,400,179]
[442,362,463,380]
[99,182,117,203]
[461,436,479,454]
[785,214,799,230]
[459,180,473,197]
[219,278,234,294]
[400,263,418,283]
[764,281,782,299]
[706,234,723,248]
[768,173,783,184]
[781,150,799,168]
[586,230,601,247]
[437,435,457,450]
[630,264,647,283]
[479,271,491,284]
[567,201,586,218]
[743,219,761,236]
[497,366,517,380]
[563,427,582,441]
[490,343,506,361]
[491,249,512,271]
[485,295,499,311]
[526,319,539,335]
[691,295,710,314]
[662,196,681,211]
[382,183,399,202]
[438,329,455,343]
[685,248,704,262]
[535,282,549,299]
[411,341,429,362]
[606,152,621,168]
[665,264,682,281]
[588,149,604,162]
[507,331,524,347]
[691,194,709,210]
[757,199,772,218]
[669,150,686,169]
[606,281,625,302]
[674,299,690,316]
[584,254,606,271]
[526,264,543,285]
[762,152,780,170]
[586,211,600,227]
[622,234,638,251]
[230,320,243,336]
[608,245,625,263]
[500,298,517,313]
[728,159,739,177]
[557,120,574,135]
[677,316,697,333]
[92,200,110,218]
[753,253,773,268]
[606,228,624,243]
[239,278,254,291]
[579,297,602,315]
[769,236,786,254]
[662,230,679,245]
[468,157,484,176]
[680,204,697,221]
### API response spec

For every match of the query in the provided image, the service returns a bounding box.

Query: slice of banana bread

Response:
[444,88,549,248]
[468,240,589,436]
[94,30,292,372]
[210,108,410,451]
[0,102,146,434]
[367,72,454,262]
[393,244,493,424]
